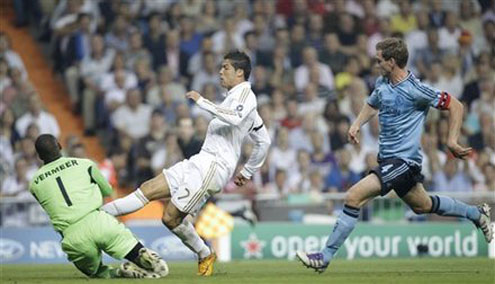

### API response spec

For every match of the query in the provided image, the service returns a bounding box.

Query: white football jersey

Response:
[196,81,271,179]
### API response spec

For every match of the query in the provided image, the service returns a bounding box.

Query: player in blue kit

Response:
[296,38,493,273]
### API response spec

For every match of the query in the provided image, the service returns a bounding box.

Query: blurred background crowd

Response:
[0,0,494,225]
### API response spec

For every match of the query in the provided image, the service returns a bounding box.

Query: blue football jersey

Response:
[367,72,451,165]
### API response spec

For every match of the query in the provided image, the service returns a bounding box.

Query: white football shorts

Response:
[162,151,230,214]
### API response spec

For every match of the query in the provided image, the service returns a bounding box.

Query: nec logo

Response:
[0,238,25,262]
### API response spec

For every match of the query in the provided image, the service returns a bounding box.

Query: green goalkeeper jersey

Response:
[29,157,113,232]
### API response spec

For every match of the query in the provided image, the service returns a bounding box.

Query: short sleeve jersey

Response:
[367,72,451,165]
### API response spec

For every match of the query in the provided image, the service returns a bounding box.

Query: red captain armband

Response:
[436,91,451,110]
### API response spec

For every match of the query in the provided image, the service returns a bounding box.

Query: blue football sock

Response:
[321,204,359,263]
[430,195,480,222]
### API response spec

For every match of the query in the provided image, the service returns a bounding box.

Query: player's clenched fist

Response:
[234,173,248,187]
[348,124,360,144]
[186,90,201,102]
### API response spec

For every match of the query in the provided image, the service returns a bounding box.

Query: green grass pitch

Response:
[1,258,494,284]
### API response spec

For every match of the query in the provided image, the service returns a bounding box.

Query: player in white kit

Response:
[102,51,271,276]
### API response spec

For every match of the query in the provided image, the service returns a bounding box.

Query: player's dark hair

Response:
[224,50,251,80]
[376,38,409,68]
[35,134,62,163]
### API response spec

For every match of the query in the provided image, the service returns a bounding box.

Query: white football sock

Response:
[172,220,211,259]
[101,188,149,216]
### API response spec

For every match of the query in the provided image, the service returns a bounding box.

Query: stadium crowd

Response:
[1,0,494,226]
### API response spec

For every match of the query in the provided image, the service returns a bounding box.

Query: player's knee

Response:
[345,190,362,208]
[161,213,181,229]
[411,205,429,214]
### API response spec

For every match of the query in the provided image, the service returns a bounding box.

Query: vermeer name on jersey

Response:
[33,160,79,185]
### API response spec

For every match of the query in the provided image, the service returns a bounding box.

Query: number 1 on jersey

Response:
[56,176,73,206]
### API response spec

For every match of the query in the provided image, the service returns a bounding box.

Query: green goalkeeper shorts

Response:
[60,210,138,276]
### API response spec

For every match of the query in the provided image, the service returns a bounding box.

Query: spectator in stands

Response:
[0,58,11,94]
[268,44,293,88]
[251,66,272,98]
[413,28,447,78]
[15,95,60,138]
[298,83,326,116]
[191,51,220,93]
[188,37,216,74]
[24,123,40,142]
[193,115,208,142]
[14,137,39,174]
[294,46,334,92]
[439,11,462,53]
[429,0,446,28]
[143,12,167,71]
[346,131,375,175]
[461,53,493,107]
[99,147,127,189]
[476,163,495,191]
[78,33,115,126]
[64,13,93,70]
[310,130,336,177]
[243,31,262,67]
[7,67,35,118]
[336,13,360,49]
[330,115,350,152]
[134,110,168,184]
[269,89,287,122]
[0,109,18,180]
[211,18,244,54]
[367,18,392,57]
[158,29,189,81]
[147,65,187,107]
[67,142,87,158]
[261,168,289,197]
[105,14,130,52]
[111,88,152,141]
[324,148,360,192]
[0,157,36,227]
[406,9,430,62]
[307,13,324,50]
[177,117,202,159]
[280,99,302,130]
[469,112,494,151]
[125,31,152,71]
[289,24,306,68]
[390,0,416,35]
[432,158,473,192]
[150,133,183,176]
[179,16,203,59]
[258,103,276,141]
[288,149,313,194]
[195,0,220,34]
[0,32,28,79]
[289,113,328,153]
[134,58,156,98]
[319,33,348,75]
[269,126,297,178]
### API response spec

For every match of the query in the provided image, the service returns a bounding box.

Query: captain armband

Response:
[436,91,451,110]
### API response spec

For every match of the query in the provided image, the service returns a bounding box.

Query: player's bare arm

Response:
[444,96,472,159]
[348,103,378,144]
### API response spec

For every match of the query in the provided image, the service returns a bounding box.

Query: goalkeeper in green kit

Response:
[29,134,169,279]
